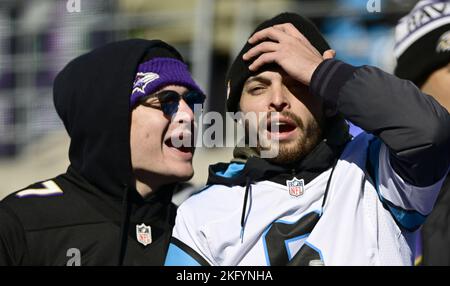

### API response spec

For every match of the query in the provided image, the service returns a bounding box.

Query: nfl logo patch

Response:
[136,223,152,246]
[286,177,305,197]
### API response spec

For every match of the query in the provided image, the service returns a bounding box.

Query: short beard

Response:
[256,111,323,165]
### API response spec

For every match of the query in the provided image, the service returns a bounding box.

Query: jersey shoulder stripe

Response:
[165,237,211,266]
[15,180,64,198]
[367,137,427,231]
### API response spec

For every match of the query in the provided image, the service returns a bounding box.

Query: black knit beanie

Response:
[226,12,331,113]
[394,0,450,85]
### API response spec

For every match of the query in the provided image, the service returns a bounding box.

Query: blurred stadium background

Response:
[0,0,418,201]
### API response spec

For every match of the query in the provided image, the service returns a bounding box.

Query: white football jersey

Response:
[165,133,446,266]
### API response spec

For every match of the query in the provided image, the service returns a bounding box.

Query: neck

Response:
[133,171,172,199]
[135,180,158,198]
[135,173,175,199]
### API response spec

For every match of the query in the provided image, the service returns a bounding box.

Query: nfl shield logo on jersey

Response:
[136,223,152,246]
[286,177,305,197]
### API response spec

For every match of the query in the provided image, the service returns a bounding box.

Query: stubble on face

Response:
[255,110,324,165]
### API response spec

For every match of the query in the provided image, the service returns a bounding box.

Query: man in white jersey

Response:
[165,13,450,266]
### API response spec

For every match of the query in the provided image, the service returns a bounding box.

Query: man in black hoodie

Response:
[0,39,205,265]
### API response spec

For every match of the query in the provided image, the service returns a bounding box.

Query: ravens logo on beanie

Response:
[130,44,204,107]
[225,12,331,113]
[394,0,450,85]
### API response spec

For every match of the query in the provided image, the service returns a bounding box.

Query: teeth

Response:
[269,122,288,128]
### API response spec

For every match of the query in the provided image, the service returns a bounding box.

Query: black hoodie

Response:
[0,39,183,266]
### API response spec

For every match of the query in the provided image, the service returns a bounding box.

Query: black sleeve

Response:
[310,59,450,187]
[0,204,29,266]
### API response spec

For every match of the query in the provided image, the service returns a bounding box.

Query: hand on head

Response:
[243,23,335,86]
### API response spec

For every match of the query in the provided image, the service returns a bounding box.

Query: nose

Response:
[172,98,195,125]
[269,85,289,112]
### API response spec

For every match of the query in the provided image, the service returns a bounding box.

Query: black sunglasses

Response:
[137,90,206,117]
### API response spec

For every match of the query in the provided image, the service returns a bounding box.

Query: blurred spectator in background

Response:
[0,0,115,158]
[0,39,205,265]
[394,0,450,266]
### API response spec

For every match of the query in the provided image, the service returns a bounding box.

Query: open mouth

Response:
[164,132,194,155]
[268,121,297,133]
[263,116,299,142]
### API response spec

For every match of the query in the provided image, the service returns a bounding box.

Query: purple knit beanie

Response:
[130,57,204,107]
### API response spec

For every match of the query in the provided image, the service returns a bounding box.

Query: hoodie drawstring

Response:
[240,177,252,243]
[320,158,339,214]
[117,185,131,266]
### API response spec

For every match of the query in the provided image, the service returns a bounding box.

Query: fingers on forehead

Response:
[250,27,284,42]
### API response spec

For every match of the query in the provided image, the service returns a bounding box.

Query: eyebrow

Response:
[245,76,272,86]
